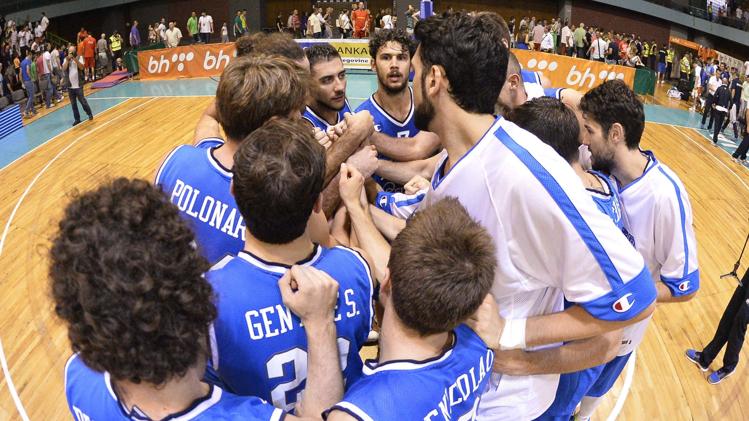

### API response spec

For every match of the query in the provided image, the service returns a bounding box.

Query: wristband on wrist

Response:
[499,317,527,350]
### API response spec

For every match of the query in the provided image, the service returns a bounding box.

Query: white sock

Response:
[577,396,604,419]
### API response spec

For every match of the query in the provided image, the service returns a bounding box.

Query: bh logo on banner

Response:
[139,44,237,79]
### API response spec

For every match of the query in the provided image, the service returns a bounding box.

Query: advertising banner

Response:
[512,49,636,92]
[138,39,371,79]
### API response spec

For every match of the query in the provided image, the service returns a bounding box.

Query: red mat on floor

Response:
[92,71,130,88]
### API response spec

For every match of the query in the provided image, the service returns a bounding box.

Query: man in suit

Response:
[711,76,731,145]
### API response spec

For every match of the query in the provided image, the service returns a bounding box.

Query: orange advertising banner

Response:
[669,36,701,51]
[138,43,237,79]
[512,49,636,92]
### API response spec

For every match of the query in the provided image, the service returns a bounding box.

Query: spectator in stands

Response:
[573,22,586,58]
[352,2,370,39]
[241,9,249,34]
[42,43,61,103]
[221,22,229,43]
[276,12,284,32]
[40,12,49,35]
[288,10,301,38]
[560,20,571,56]
[741,75,749,117]
[198,11,213,43]
[540,25,554,53]
[233,11,242,38]
[0,63,11,105]
[588,30,607,62]
[606,33,620,64]
[18,27,28,57]
[405,4,417,35]
[532,20,544,51]
[187,12,199,43]
[62,45,92,126]
[148,24,158,44]
[83,32,95,81]
[165,21,182,48]
[130,20,141,49]
[20,50,36,118]
[37,46,52,108]
[308,8,322,38]
[155,18,166,42]
[657,44,667,84]
[109,30,123,67]
[96,34,109,76]
[340,10,352,38]
[34,21,44,41]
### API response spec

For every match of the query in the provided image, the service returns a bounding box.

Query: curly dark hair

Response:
[414,11,509,114]
[368,28,415,60]
[50,178,215,385]
[580,79,644,150]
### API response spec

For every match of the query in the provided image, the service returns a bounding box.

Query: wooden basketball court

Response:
[0,84,747,419]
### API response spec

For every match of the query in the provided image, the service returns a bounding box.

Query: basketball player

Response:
[192,32,377,219]
[356,29,441,191]
[156,55,311,264]
[412,13,656,419]
[303,44,353,131]
[327,170,496,419]
[574,80,699,421]
[52,178,344,420]
[508,98,639,421]
[207,119,375,412]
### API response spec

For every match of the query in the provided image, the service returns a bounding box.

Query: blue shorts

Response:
[658,62,667,73]
[587,352,632,397]
[534,364,606,420]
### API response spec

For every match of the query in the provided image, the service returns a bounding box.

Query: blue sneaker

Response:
[685,349,709,371]
[707,367,735,384]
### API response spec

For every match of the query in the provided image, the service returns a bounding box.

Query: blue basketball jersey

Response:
[326,325,494,420]
[587,170,635,246]
[207,245,374,412]
[155,141,245,265]
[302,100,352,131]
[356,87,421,192]
[543,87,565,100]
[64,354,284,421]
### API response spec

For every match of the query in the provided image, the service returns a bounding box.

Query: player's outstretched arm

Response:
[279,266,343,419]
[375,151,442,185]
[340,163,391,282]
[521,303,654,348]
[193,100,222,145]
[369,130,441,161]
[324,111,374,185]
[369,205,406,241]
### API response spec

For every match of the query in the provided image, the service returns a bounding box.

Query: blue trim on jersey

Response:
[617,150,658,193]
[543,88,564,99]
[661,269,700,297]
[586,352,632,397]
[395,193,425,208]
[535,363,606,420]
[495,126,626,289]
[577,266,655,321]
[431,117,500,190]
[303,100,352,131]
[375,192,394,215]
[656,166,690,279]
[521,69,540,84]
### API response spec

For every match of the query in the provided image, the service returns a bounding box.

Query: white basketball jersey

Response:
[420,117,656,420]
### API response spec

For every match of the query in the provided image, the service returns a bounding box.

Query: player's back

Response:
[64,354,284,421]
[327,325,494,420]
[617,151,699,296]
[303,100,352,131]
[155,139,245,264]
[207,245,374,412]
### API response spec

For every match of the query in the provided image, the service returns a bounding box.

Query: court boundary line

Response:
[0,97,157,421]
[671,126,749,191]
[87,95,214,100]
[0,98,134,173]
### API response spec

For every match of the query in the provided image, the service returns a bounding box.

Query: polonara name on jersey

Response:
[425,348,495,421]
[169,179,247,241]
[246,288,361,340]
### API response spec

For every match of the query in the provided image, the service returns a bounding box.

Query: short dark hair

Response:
[368,28,415,60]
[306,43,341,69]
[389,198,496,335]
[508,97,581,163]
[216,55,309,141]
[233,118,325,244]
[50,178,215,385]
[580,80,644,150]
[236,32,305,61]
[414,12,509,114]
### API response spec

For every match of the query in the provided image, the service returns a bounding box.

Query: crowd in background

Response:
[705,0,749,29]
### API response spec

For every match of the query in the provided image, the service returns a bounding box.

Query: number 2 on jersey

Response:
[265,338,351,411]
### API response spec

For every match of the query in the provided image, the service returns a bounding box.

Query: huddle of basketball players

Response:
[51,11,699,421]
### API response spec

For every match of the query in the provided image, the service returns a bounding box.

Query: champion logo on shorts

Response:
[613,293,635,313]
[678,281,691,292]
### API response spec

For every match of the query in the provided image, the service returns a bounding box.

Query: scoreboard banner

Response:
[138,39,371,79]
